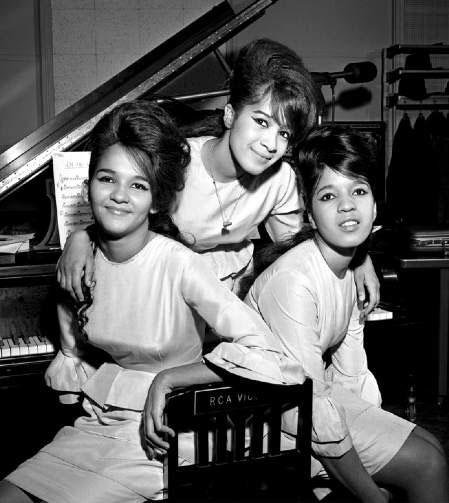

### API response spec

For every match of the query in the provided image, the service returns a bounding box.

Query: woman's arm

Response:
[264,163,304,242]
[329,302,382,406]
[181,254,305,386]
[353,254,381,320]
[45,298,95,403]
[56,228,96,303]
[143,361,224,454]
[250,269,354,456]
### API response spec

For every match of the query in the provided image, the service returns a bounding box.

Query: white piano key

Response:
[45,337,55,353]
[1,338,11,358]
[29,335,42,354]
[26,336,38,355]
[9,338,20,357]
[17,337,29,356]
[28,336,42,354]
[37,334,53,353]
[366,307,393,322]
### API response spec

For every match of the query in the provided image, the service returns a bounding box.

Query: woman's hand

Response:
[143,371,175,458]
[353,254,380,321]
[56,230,95,303]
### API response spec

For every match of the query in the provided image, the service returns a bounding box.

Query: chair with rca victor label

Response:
[162,379,313,503]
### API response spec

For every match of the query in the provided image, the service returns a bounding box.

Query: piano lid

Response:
[0,0,278,202]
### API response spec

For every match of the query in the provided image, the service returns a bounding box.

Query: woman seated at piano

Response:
[243,125,449,503]
[56,37,380,319]
[0,100,307,503]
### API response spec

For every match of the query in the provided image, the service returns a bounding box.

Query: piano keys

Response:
[0,265,57,384]
[0,333,54,358]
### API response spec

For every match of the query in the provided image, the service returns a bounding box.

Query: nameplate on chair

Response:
[194,386,262,415]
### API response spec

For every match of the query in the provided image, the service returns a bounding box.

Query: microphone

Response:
[312,62,377,86]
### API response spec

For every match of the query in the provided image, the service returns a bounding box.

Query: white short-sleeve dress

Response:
[245,239,415,489]
[6,235,303,503]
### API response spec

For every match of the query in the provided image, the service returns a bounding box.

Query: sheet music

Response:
[53,152,94,248]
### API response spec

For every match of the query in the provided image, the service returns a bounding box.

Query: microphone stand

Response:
[329,77,337,122]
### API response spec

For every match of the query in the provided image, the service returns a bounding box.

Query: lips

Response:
[251,148,271,162]
[105,206,131,216]
[339,219,359,230]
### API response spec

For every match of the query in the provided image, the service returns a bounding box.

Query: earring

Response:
[223,105,234,128]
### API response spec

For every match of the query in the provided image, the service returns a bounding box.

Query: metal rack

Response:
[383,44,449,114]
[382,44,449,160]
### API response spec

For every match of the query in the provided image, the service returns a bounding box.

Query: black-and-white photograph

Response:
[0,1,448,502]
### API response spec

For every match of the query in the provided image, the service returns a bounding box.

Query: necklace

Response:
[208,162,245,236]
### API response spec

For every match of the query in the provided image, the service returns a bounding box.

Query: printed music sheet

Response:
[53,152,93,248]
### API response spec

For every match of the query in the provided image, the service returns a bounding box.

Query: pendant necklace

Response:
[208,162,245,236]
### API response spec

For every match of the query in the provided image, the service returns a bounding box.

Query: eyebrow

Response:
[253,109,273,119]
[316,184,335,195]
[316,180,369,195]
[253,109,290,129]
[96,168,149,182]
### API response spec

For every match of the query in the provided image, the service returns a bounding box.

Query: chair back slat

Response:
[196,416,209,465]
[249,408,264,457]
[214,413,228,462]
[229,410,247,460]
[267,402,281,454]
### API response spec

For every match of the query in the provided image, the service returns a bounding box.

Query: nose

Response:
[260,128,278,154]
[110,184,129,203]
[338,195,356,212]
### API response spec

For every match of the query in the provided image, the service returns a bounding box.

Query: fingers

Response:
[354,276,366,308]
[358,278,381,322]
[144,420,171,451]
[56,259,84,303]
[84,260,96,289]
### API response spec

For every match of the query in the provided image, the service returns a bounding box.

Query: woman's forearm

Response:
[157,361,224,390]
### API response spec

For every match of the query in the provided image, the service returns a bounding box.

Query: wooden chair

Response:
[163,379,313,502]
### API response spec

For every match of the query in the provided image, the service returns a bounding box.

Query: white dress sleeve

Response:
[181,254,305,386]
[264,164,304,242]
[254,270,354,458]
[326,304,382,407]
[44,301,97,404]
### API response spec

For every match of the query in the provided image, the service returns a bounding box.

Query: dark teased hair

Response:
[229,38,324,146]
[294,125,377,211]
[88,99,190,242]
[238,125,377,298]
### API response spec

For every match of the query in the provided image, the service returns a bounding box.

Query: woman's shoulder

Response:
[258,240,317,285]
[248,160,296,199]
[187,135,214,155]
[149,233,195,256]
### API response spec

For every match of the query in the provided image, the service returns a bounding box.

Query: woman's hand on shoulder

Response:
[353,254,380,322]
[143,371,175,458]
[56,230,95,303]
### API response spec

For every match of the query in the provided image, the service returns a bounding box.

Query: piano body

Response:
[0,0,279,476]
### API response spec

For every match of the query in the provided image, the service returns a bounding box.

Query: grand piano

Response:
[0,0,280,476]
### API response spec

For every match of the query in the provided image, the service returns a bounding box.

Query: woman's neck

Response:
[202,134,242,183]
[313,233,356,279]
[98,229,154,263]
